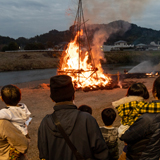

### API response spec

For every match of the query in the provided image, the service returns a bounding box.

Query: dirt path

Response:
[0,77,157,160]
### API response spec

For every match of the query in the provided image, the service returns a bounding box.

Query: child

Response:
[78,104,92,114]
[112,82,149,137]
[0,84,31,159]
[113,81,160,160]
[100,108,119,160]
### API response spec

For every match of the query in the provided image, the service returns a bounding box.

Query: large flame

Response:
[58,30,111,90]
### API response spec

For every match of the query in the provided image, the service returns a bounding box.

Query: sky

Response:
[0,0,160,39]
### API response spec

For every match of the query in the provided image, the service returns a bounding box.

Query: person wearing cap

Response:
[38,75,109,160]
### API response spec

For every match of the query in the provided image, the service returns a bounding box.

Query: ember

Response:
[146,71,160,77]
[123,71,160,79]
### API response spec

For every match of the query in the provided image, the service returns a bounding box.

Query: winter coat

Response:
[0,103,31,135]
[0,120,28,160]
[38,101,109,160]
[112,96,144,137]
[120,107,160,160]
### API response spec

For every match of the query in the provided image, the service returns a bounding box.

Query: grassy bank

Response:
[0,50,160,72]
[0,51,60,72]
[104,50,160,64]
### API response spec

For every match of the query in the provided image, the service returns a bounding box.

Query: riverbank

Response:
[104,50,160,64]
[0,76,157,160]
[0,51,59,71]
[0,50,160,72]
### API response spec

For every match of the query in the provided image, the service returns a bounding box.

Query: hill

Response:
[106,20,160,45]
[0,20,160,48]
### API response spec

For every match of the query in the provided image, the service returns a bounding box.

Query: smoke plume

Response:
[83,0,151,24]
[68,0,152,70]
[91,29,108,67]
[81,0,151,66]
[128,61,160,73]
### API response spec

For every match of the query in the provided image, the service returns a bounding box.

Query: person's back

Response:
[0,85,31,136]
[100,108,119,160]
[120,76,160,160]
[78,104,92,115]
[121,113,160,160]
[112,82,149,131]
[0,84,31,159]
[0,120,28,160]
[112,83,150,160]
[38,75,109,160]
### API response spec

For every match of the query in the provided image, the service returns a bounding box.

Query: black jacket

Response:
[38,101,109,160]
[120,108,160,160]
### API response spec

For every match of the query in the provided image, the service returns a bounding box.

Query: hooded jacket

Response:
[112,96,144,137]
[38,101,109,160]
[0,103,31,135]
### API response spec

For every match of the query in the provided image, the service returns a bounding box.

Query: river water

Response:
[0,68,57,86]
[0,64,137,86]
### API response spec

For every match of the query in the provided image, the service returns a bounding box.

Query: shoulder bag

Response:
[51,112,95,160]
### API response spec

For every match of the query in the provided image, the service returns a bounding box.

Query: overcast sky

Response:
[0,0,160,39]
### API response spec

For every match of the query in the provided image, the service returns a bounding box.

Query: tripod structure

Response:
[58,0,98,85]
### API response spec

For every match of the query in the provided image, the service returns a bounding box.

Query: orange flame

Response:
[58,30,111,89]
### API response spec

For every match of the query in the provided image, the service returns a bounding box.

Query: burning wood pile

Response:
[122,71,160,79]
[57,0,117,92]
[118,71,160,89]
[146,71,160,77]
[57,30,116,92]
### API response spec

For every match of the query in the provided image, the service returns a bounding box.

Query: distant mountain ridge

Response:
[0,20,160,48]
[106,20,160,45]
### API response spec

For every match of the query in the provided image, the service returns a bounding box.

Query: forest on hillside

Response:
[1,20,160,51]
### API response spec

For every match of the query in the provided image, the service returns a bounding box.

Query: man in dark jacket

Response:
[120,76,160,160]
[38,75,109,160]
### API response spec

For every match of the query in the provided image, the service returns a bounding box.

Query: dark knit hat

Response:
[50,75,75,102]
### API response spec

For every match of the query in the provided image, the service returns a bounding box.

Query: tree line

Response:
[1,42,46,52]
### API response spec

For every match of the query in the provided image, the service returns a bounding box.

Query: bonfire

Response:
[57,0,113,91]
[57,29,112,91]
